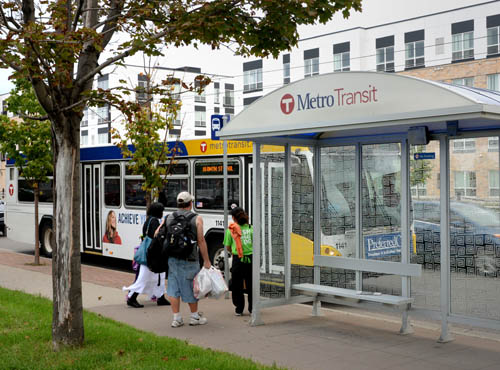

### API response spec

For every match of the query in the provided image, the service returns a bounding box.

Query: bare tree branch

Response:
[72,0,85,32]
[0,6,21,32]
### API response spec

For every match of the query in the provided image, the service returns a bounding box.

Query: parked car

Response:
[0,200,5,236]
[412,201,500,276]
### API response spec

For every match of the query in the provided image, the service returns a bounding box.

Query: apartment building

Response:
[81,64,236,147]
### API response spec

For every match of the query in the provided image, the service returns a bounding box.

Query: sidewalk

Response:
[1,248,500,370]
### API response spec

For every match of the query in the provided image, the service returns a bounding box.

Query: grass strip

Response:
[0,287,283,370]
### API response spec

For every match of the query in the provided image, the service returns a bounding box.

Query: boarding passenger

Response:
[123,202,170,308]
[223,207,253,316]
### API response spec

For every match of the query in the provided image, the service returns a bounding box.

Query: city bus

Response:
[5,139,345,273]
[5,139,409,284]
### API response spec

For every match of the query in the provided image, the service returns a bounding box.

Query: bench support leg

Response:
[312,296,322,316]
[399,308,413,335]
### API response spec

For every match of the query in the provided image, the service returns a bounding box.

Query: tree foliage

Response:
[0,0,362,348]
[0,79,52,265]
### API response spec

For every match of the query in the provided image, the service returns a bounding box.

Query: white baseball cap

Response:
[177,191,194,205]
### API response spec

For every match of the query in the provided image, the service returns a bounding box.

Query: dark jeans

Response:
[231,254,252,314]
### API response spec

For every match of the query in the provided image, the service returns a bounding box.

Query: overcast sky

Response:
[0,0,488,95]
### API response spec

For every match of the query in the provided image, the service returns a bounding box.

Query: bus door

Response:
[82,164,102,252]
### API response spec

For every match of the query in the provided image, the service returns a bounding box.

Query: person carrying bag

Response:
[223,207,253,316]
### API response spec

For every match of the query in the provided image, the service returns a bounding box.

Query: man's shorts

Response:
[167,257,200,303]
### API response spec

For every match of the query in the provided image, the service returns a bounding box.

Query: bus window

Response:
[104,164,121,207]
[18,179,54,203]
[159,179,189,208]
[125,179,146,207]
[193,160,240,210]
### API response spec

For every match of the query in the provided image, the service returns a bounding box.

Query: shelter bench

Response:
[292,255,422,334]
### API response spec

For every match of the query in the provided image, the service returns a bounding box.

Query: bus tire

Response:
[210,246,232,275]
[40,222,54,258]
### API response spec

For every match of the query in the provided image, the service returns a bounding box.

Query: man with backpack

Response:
[163,191,211,328]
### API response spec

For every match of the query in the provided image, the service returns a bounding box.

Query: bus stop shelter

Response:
[219,71,500,341]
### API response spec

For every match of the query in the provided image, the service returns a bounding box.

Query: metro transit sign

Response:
[280,85,379,115]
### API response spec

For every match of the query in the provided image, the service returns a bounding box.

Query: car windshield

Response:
[452,202,500,228]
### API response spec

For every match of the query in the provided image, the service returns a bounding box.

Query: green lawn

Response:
[0,287,283,369]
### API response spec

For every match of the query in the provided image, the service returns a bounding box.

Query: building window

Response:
[454,171,476,197]
[243,96,260,108]
[488,137,499,151]
[214,82,220,104]
[98,127,109,144]
[452,77,474,87]
[195,106,206,127]
[333,42,350,72]
[81,108,88,127]
[453,138,475,152]
[81,130,88,146]
[304,48,319,78]
[172,82,181,101]
[487,74,500,91]
[489,170,500,196]
[224,84,234,107]
[97,105,110,125]
[487,15,500,56]
[411,184,427,197]
[405,30,424,69]
[243,60,263,92]
[376,36,394,72]
[283,54,290,84]
[136,74,148,103]
[451,20,474,62]
[98,74,109,90]
[194,80,206,103]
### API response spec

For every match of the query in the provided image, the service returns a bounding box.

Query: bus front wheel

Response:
[40,222,54,258]
[210,246,232,275]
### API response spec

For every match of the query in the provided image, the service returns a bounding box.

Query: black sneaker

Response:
[157,295,171,306]
[127,299,144,308]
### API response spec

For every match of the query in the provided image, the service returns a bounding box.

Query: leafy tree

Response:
[0,0,362,348]
[410,145,433,199]
[112,68,210,208]
[0,79,52,266]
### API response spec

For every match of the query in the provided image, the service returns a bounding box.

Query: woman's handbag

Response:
[133,219,153,266]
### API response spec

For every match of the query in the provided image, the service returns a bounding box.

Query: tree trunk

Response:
[34,184,40,265]
[51,114,84,349]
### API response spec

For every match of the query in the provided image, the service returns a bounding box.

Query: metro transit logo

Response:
[280,94,295,114]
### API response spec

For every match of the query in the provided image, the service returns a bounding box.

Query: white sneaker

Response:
[171,318,184,328]
[189,315,208,326]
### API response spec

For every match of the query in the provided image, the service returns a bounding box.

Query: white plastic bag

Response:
[207,266,228,299]
[193,267,213,299]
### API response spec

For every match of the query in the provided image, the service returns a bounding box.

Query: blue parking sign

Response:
[211,115,228,140]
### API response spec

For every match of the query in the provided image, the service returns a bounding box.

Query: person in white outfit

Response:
[123,202,170,308]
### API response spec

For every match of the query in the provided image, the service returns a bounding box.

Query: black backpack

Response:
[164,211,197,260]
[146,221,169,273]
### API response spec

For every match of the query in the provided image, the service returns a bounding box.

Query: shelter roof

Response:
[219,72,500,143]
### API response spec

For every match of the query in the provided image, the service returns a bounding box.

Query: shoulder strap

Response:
[186,212,197,222]
[145,217,155,235]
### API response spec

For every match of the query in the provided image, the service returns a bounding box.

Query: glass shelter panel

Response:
[290,148,316,287]
[361,143,402,294]
[259,149,286,298]
[319,146,356,289]
[410,141,441,311]
[449,137,500,320]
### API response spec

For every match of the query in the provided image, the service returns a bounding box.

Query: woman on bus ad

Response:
[103,210,122,244]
